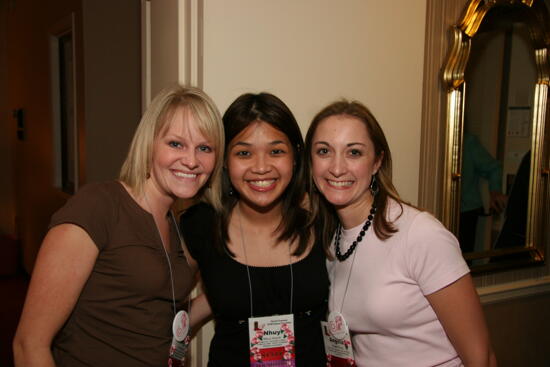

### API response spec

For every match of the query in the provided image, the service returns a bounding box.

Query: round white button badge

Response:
[327,311,349,340]
[172,310,189,342]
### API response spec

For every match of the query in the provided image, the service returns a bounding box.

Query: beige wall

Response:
[202,0,426,204]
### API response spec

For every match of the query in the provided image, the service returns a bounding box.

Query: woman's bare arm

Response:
[426,274,497,367]
[13,224,99,367]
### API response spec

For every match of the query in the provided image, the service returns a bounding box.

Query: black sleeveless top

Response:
[180,203,329,366]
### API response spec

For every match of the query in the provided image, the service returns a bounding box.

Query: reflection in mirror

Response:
[459,10,535,266]
[442,0,550,273]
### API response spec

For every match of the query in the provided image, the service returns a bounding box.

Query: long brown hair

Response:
[305,100,406,256]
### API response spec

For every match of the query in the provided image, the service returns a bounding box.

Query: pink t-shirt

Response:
[327,200,469,366]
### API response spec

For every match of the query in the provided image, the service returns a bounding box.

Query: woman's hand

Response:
[13,224,99,367]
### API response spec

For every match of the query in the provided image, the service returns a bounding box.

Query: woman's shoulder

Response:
[385,199,415,224]
[386,199,441,229]
[71,181,130,208]
[53,181,122,218]
[49,181,124,250]
[75,180,121,196]
[386,201,467,290]
[390,200,461,256]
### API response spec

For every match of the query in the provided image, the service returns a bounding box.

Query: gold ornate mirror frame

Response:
[441,0,550,272]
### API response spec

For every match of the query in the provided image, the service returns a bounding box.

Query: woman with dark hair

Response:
[305,100,496,366]
[181,93,328,366]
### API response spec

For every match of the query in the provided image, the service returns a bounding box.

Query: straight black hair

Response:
[217,92,313,256]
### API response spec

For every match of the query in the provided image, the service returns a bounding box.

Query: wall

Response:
[4,0,86,272]
[484,293,550,366]
[0,0,141,271]
[82,0,142,183]
[202,0,427,204]
[149,0,179,98]
[0,0,14,237]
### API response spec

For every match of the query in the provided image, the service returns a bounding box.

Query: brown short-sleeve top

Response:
[50,181,196,367]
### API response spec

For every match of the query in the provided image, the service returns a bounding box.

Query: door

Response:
[7,0,85,273]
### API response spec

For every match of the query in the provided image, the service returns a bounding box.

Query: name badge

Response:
[321,311,355,366]
[168,310,190,366]
[248,314,296,366]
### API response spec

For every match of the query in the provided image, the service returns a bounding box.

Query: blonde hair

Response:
[120,84,224,211]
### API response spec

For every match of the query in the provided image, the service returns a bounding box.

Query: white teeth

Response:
[328,180,352,187]
[249,180,275,187]
[174,172,197,178]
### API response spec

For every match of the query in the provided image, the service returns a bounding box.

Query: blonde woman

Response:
[13,85,224,367]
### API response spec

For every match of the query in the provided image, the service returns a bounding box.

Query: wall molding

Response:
[179,0,203,87]
[141,0,151,110]
[177,3,207,366]
[419,0,466,217]
[478,276,550,304]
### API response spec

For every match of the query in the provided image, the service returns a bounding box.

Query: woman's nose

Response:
[328,154,346,177]
[180,150,199,169]
[251,153,271,174]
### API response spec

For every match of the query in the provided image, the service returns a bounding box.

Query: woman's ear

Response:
[374,151,385,175]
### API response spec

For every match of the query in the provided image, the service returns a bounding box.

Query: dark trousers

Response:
[459,207,484,253]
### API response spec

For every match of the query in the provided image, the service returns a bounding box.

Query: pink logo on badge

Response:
[329,315,343,334]
[327,311,348,340]
[172,310,189,342]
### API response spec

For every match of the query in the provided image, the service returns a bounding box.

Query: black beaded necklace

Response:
[335,205,377,261]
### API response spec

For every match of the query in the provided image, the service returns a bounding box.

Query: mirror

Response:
[441,0,550,273]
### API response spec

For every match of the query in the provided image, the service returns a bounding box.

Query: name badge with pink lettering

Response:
[248,314,296,366]
[321,311,355,366]
[168,310,190,366]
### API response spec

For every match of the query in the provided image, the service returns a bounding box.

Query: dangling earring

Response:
[228,185,234,196]
[369,174,379,197]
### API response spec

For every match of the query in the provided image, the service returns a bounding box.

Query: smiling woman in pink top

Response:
[305,100,497,367]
